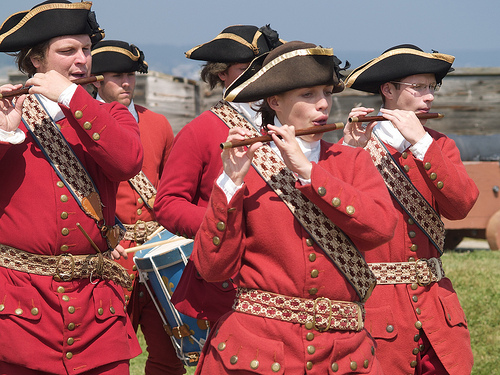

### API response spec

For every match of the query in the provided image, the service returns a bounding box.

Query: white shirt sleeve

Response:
[0,128,26,144]
[409,132,433,160]
[217,172,244,203]
[58,83,78,107]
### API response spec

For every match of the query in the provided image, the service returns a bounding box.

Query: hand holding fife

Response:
[24,70,74,102]
[343,107,377,148]
[0,84,25,133]
[222,127,263,186]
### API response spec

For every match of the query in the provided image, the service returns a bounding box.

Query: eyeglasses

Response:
[390,81,441,93]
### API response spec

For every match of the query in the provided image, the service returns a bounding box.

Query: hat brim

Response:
[346,48,454,94]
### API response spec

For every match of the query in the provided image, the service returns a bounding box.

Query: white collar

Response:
[95,93,138,122]
[38,95,65,122]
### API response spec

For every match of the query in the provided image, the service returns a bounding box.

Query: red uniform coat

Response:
[0,87,143,374]
[192,141,399,374]
[362,128,479,375]
[154,109,236,322]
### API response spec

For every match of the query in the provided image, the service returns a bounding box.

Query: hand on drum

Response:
[111,244,128,260]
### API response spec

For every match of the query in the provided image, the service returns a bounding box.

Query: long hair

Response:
[200,61,231,90]
[255,98,275,132]
[13,40,50,77]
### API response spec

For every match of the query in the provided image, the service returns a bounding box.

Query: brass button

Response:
[125,295,130,301]
[307,345,315,354]
[402,152,408,159]
[410,244,418,252]
[110,306,116,314]
[137,198,143,205]
[250,359,259,369]
[65,352,73,359]
[222,281,229,289]
[309,287,318,295]
[416,307,421,315]
[317,187,326,196]
[60,212,68,220]
[60,195,68,202]
[227,207,236,213]
[437,181,444,189]
[404,165,410,172]
[212,236,221,246]
[15,308,23,315]
[410,360,418,368]
[415,321,422,329]
[132,265,137,271]
[61,228,70,236]
[68,306,75,314]
[411,283,418,290]
[62,295,70,302]
[74,110,83,119]
[271,362,281,372]
[57,286,66,293]
[363,359,369,369]
[306,332,314,341]
[230,355,238,365]
[346,205,355,215]
[92,133,100,141]
[216,222,226,231]
[67,322,75,331]
[310,269,319,278]
[350,361,357,370]
[408,218,414,225]
[414,334,420,342]
[129,273,135,281]
[306,238,314,247]
[408,231,416,238]
[386,324,394,333]
[331,362,339,372]
[447,313,452,321]
[371,346,375,355]
[97,307,104,315]
[419,344,425,352]
[31,307,39,316]
[67,337,74,345]
[331,197,341,207]
[424,162,431,170]
[308,253,316,262]
[306,361,313,370]
[0,304,4,312]
[305,321,314,330]
[412,296,418,303]
[408,257,415,262]
[137,208,142,215]
[83,121,92,130]
[60,245,69,252]
[413,347,420,355]
[217,342,226,351]
[429,172,437,180]
[57,181,65,188]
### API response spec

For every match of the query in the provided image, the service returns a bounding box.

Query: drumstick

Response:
[145,226,165,242]
[125,236,192,254]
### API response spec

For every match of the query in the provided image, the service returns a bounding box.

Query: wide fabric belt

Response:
[233,288,365,332]
[365,135,445,254]
[128,171,157,210]
[368,257,445,286]
[0,244,132,288]
[211,100,376,303]
[123,220,161,244]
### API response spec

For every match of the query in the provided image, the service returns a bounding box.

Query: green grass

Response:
[130,247,500,375]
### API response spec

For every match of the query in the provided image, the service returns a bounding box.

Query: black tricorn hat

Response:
[185,24,284,63]
[345,44,455,94]
[224,41,345,103]
[0,1,104,53]
[91,40,148,74]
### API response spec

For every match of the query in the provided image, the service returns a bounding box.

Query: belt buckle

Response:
[415,258,432,287]
[53,253,75,282]
[313,297,333,332]
[133,220,147,243]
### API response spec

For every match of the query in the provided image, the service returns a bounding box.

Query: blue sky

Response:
[2,0,499,69]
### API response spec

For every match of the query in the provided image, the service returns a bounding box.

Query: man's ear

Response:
[30,56,41,69]
[381,82,394,100]
[267,95,279,111]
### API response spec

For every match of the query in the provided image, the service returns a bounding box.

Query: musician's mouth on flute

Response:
[220,122,345,149]
[0,75,104,99]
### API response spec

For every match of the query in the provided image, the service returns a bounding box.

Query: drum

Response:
[133,229,209,366]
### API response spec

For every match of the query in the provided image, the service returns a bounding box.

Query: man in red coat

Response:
[153,25,284,323]
[91,40,184,375]
[343,44,479,375]
[0,2,143,374]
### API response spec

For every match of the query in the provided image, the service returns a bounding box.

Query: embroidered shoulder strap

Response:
[211,100,376,302]
[128,171,157,210]
[22,94,124,249]
[365,136,445,253]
